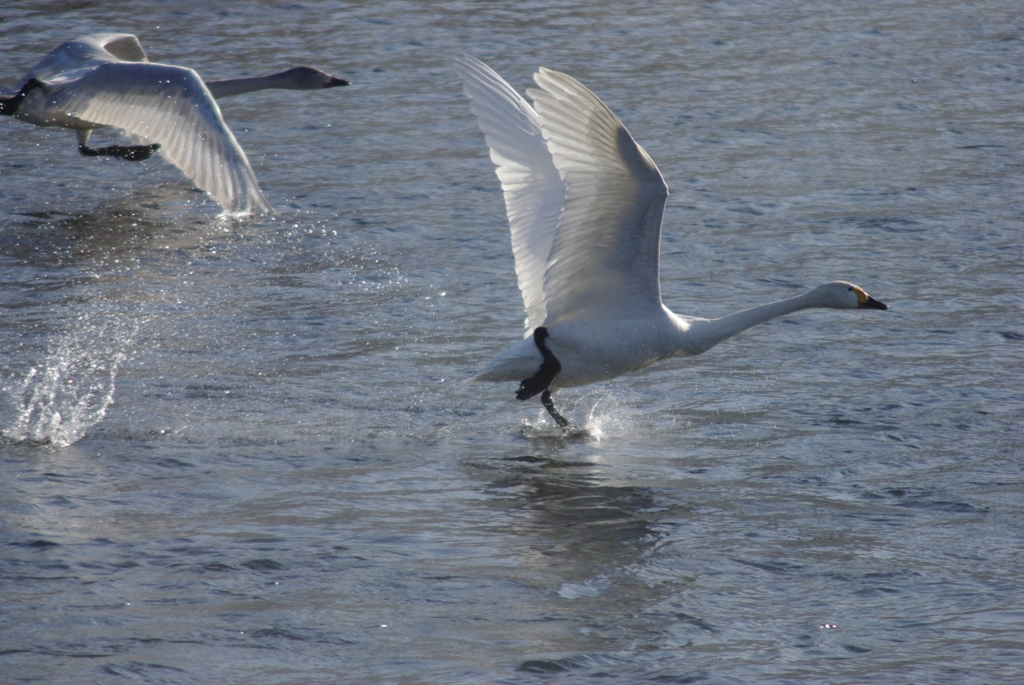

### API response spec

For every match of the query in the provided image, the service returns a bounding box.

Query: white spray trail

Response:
[1,312,137,448]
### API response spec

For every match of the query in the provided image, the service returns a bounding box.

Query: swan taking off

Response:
[455,56,887,430]
[0,33,348,214]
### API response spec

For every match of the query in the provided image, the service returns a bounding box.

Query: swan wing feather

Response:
[94,34,148,63]
[49,61,271,213]
[455,56,564,335]
[528,68,669,325]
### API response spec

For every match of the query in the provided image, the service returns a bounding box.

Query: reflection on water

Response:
[493,453,661,567]
[469,452,674,672]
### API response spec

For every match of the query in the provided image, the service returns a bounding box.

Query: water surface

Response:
[2,1,1022,683]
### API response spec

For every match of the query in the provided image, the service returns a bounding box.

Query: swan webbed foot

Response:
[79,143,160,161]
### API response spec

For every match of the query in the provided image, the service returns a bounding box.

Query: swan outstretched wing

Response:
[49,61,271,213]
[455,56,564,335]
[528,68,669,325]
[22,34,147,87]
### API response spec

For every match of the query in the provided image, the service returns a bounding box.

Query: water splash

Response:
[519,390,651,442]
[1,314,137,448]
[517,391,632,441]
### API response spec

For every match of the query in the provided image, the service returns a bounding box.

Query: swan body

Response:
[455,56,887,427]
[1,33,347,213]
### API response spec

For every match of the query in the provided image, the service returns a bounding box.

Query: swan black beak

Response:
[860,295,888,310]
[326,76,349,87]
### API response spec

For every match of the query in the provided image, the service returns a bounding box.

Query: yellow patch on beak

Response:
[853,287,869,306]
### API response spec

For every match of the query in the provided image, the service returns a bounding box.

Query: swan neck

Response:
[701,292,816,349]
[205,72,293,98]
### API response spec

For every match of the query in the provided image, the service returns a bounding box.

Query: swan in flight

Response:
[455,56,887,430]
[0,33,348,213]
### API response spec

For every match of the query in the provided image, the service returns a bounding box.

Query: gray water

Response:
[2,1,1022,683]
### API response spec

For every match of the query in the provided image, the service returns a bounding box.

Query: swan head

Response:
[812,281,888,310]
[281,66,349,89]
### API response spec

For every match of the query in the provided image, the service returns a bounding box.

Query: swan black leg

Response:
[0,78,44,116]
[516,327,562,401]
[540,390,571,428]
[79,143,160,161]
[516,327,574,429]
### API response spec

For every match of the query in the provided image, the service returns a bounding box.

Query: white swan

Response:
[0,33,348,214]
[455,56,888,429]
